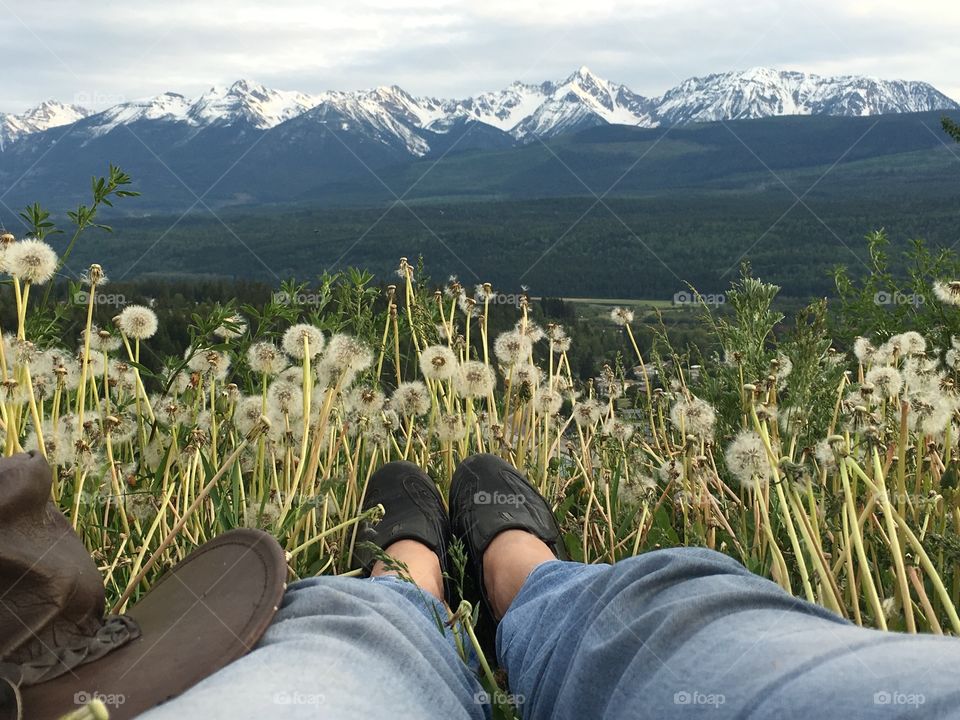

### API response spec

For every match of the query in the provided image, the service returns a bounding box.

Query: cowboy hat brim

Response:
[20,528,286,720]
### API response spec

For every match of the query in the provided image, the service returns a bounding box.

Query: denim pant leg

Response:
[140,576,489,720]
[498,547,960,720]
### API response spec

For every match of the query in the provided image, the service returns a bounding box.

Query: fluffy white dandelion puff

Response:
[344,386,385,417]
[725,430,772,487]
[494,330,532,366]
[865,365,904,399]
[933,281,960,307]
[325,333,373,376]
[532,387,563,415]
[117,305,159,340]
[435,413,466,442]
[234,396,265,436]
[419,345,458,381]
[572,399,603,427]
[602,417,635,442]
[6,238,58,284]
[214,314,247,340]
[814,438,838,472]
[247,341,287,376]
[455,361,495,398]
[609,307,634,326]
[392,381,431,416]
[282,324,325,360]
[669,396,716,440]
[852,337,876,364]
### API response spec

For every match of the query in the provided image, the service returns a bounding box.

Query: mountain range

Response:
[0,66,957,211]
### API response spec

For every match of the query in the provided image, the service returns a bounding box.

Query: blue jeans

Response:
[142,548,960,719]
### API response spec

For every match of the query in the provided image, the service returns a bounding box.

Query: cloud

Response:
[0,0,957,111]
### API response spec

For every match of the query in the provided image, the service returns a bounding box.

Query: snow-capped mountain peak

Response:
[190,80,321,129]
[654,67,958,124]
[0,100,90,148]
[2,67,957,155]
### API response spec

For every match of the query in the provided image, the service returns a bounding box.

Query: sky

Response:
[2,0,959,113]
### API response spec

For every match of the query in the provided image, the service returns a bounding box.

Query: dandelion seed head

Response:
[894,331,926,356]
[188,348,231,381]
[84,326,122,353]
[243,498,283,530]
[511,363,541,391]
[515,321,545,343]
[325,333,373,376]
[609,307,634,326]
[602,417,634,442]
[247,342,287,376]
[814,438,838,471]
[903,356,942,393]
[267,377,305,417]
[122,491,158,525]
[392,381,430,416]
[572,399,602,427]
[658,458,683,483]
[494,330,531,366]
[435,413,466,442]
[724,430,771,487]
[214,314,247,340]
[117,305,159,340]
[547,324,572,353]
[455,361,495,398]
[419,345,458,381]
[774,353,793,388]
[532,387,563,415]
[668,396,716,440]
[473,283,495,302]
[234,396,264,436]
[852,337,876,364]
[457,292,480,318]
[865,365,904,399]
[344,386,385,417]
[933,281,960,307]
[282,323,325,360]
[6,239,58,284]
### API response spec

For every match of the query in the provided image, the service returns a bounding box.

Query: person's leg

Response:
[140,539,488,720]
[493,538,960,720]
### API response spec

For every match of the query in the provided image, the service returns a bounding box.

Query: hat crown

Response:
[0,452,106,666]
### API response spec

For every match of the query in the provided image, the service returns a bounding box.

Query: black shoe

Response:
[449,454,569,621]
[355,461,451,599]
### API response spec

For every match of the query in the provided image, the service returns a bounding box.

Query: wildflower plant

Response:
[4,177,960,676]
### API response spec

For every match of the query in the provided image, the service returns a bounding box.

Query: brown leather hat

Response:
[0,452,287,720]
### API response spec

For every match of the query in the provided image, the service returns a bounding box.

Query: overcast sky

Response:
[2,0,958,113]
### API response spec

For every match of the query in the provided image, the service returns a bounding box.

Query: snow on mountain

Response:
[654,67,959,124]
[435,81,550,132]
[3,67,957,155]
[189,80,322,129]
[304,90,433,156]
[512,66,657,139]
[434,67,656,139]
[0,101,90,148]
[84,92,196,138]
